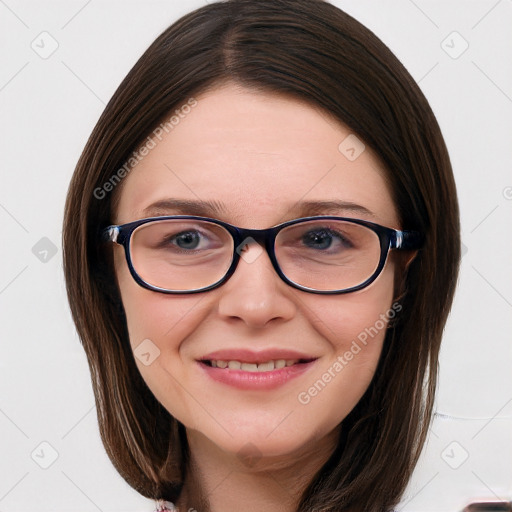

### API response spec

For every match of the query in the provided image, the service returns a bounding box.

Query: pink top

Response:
[154,500,177,511]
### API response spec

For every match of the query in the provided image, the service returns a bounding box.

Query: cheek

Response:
[313,257,396,357]
[301,260,396,391]
[114,247,199,360]
[292,261,397,433]
[114,248,210,408]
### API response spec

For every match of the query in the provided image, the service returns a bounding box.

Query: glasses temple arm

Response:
[393,230,424,250]
[102,226,120,243]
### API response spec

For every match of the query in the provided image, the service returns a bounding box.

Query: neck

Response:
[175,426,340,512]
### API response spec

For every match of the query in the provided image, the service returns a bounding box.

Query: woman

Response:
[62,0,460,511]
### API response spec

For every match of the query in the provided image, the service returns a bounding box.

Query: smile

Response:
[203,359,312,372]
[197,357,318,390]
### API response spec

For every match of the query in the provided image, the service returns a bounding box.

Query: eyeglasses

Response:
[102,215,423,295]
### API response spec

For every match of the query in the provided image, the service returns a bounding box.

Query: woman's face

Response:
[113,82,400,460]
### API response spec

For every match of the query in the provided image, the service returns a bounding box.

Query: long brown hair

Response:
[62,1,460,510]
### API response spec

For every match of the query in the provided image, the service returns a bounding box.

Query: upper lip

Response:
[198,349,318,364]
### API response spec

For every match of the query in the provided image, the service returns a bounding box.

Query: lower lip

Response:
[197,360,317,390]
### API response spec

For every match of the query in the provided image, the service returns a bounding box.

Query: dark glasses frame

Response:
[102,215,423,295]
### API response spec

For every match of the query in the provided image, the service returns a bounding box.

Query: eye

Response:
[301,228,353,251]
[158,228,219,252]
[170,230,203,250]
[134,220,230,257]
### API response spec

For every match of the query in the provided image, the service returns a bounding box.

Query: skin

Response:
[113,82,407,512]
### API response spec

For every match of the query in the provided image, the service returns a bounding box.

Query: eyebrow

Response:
[141,198,376,220]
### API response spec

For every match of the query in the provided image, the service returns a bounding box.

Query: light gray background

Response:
[1,1,511,511]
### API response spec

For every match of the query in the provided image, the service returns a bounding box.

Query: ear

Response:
[402,250,419,271]
[392,250,419,304]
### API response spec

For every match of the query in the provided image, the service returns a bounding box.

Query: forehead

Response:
[114,83,398,228]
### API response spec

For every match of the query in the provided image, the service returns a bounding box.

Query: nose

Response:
[216,240,297,328]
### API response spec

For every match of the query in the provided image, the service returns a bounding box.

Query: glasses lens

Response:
[275,219,382,291]
[130,219,234,291]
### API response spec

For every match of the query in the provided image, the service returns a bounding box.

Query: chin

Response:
[187,415,335,464]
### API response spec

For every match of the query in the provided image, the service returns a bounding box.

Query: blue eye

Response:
[157,227,223,254]
[301,228,353,251]
[172,230,203,250]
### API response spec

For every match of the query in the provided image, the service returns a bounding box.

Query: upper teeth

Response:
[210,359,299,372]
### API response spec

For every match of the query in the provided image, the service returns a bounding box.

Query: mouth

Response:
[196,351,319,390]
[199,358,316,372]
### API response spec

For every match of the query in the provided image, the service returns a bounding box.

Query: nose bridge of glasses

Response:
[233,226,276,255]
